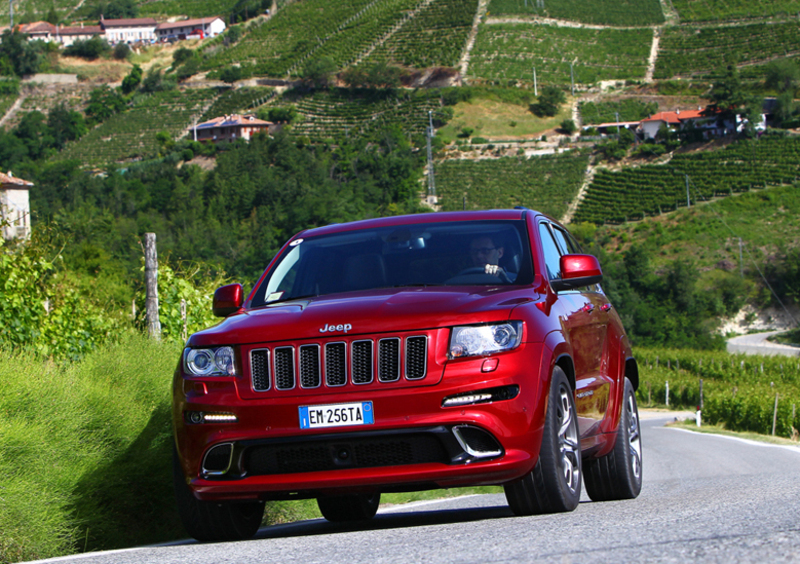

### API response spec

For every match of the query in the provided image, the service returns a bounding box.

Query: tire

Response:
[583,377,643,502]
[317,493,381,522]
[173,448,264,542]
[504,366,582,515]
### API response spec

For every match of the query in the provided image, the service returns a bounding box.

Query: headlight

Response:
[184,347,237,376]
[448,322,523,359]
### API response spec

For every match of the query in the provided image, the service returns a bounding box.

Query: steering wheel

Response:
[451,266,511,284]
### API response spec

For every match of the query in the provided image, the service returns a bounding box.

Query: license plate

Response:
[299,401,374,430]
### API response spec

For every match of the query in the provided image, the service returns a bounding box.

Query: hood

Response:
[188,286,537,347]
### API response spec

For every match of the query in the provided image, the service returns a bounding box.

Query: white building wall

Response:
[1,188,31,240]
[106,25,156,43]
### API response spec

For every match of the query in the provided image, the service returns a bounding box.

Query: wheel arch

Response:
[625,356,639,391]
[555,353,576,392]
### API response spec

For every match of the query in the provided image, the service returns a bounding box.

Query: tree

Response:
[172,47,194,67]
[113,42,130,60]
[45,7,59,24]
[86,85,125,123]
[560,119,577,134]
[0,30,41,77]
[47,103,87,149]
[219,66,243,84]
[104,0,138,19]
[121,64,143,94]
[64,36,111,59]
[764,59,799,93]
[300,56,337,89]
[176,57,200,82]
[704,63,762,133]
[531,86,565,117]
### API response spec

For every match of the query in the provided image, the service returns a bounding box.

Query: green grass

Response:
[669,0,800,22]
[0,334,183,563]
[579,99,659,125]
[435,151,589,217]
[669,418,800,445]
[469,24,652,86]
[486,0,665,26]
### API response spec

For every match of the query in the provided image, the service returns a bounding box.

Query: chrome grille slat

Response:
[405,336,427,380]
[251,349,270,391]
[325,342,347,387]
[299,345,321,388]
[274,347,295,390]
[378,338,400,382]
[351,340,374,384]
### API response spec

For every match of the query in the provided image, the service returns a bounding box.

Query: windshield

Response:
[251,219,534,306]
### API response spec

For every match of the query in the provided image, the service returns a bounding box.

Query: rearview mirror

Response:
[551,254,603,292]
[212,283,243,317]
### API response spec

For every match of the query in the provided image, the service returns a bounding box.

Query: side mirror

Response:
[212,283,243,317]
[551,254,603,292]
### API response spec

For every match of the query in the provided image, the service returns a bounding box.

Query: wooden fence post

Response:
[144,233,161,340]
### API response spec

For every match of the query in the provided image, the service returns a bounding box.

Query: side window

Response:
[538,222,562,281]
[551,227,574,256]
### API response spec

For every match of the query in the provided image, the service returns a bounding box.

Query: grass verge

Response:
[439,97,572,141]
[668,418,800,446]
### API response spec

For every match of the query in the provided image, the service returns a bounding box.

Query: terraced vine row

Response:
[200,87,275,121]
[468,24,652,85]
[668,0,800,23]
[573,136,800,224]
[139,0,239,17]
[654,22,800,80]
[580,99,659,125]
[57,89,216,167]
[637,348,800,438]
[364,0,479,68]
[486,0,665,26]
[289,89,442,139]
[202,0,377,76]
[435,151,589,218]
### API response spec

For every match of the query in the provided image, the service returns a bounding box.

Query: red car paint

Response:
[173,210,637,502]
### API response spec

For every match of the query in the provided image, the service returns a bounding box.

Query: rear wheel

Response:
[504,366,581,515]
[173,448,264,542]
[317,493,381,522]
[583,377,642,501]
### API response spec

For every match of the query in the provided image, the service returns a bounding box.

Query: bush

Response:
[560,119,577,134]
[112,42,130,60]
[121,64,142,94]
[471,136,488,144]
[220,66,243,84]
[458,126,474,138]
[63,36,111,60]
[530,86,565,117]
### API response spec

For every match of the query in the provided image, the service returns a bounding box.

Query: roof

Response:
[592,121,641,128]
[195,114,272,130]
[17,21,55,34]
[642,110,707,124]
[100,18,158,28]
[156,16,223,30]
[58,25,104,35]
[0,171,33,188]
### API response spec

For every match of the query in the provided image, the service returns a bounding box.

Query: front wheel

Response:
[583,377,642,501]
[173,448,264,542]
[504,366,581,515]
[317,493,381,522]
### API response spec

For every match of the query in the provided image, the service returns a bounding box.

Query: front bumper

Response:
[173,342,548,501]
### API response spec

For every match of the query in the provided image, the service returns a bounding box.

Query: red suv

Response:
[172,209,642,541]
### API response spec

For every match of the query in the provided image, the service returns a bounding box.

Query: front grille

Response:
[245,433,448,476]
[274,347,295,390]
[299,345,320,388]
[249,334,429,392]
[351,340,374,384]
[406,336,427,380]
[325,342,347,386]
[250,349,270,391]
[378,338,400,382]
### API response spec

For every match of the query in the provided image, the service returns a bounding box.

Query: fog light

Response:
[185,411,238,424]
[442,385,520,408]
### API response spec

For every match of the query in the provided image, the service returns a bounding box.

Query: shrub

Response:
[531,86,565,117]
[63,36,111,60]
[112,42,130,60]
[121,64,143,94]
[560,119,577,134]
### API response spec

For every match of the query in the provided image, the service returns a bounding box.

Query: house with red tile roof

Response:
[193,114,273,143]
[0,171,33,240]
[155,17,225,41]
[100,16,158,43]
[641,109,726,140]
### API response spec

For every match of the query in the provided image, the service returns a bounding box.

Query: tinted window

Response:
[252,220,534,306]
[538,223,562,281]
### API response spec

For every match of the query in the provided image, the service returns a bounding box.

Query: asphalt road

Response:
[29,413,800,564]
[727,331,800,357]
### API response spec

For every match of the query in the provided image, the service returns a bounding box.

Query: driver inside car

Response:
[470,235,508,279]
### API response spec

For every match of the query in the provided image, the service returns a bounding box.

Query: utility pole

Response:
[615,111,621,137]
[533,66,537,96]
[10,0,13,28]
[570,62,575,96]
[144,233,161,340]
[427,110,436,198]
[685,174,690,208]
[739,238,744,277]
